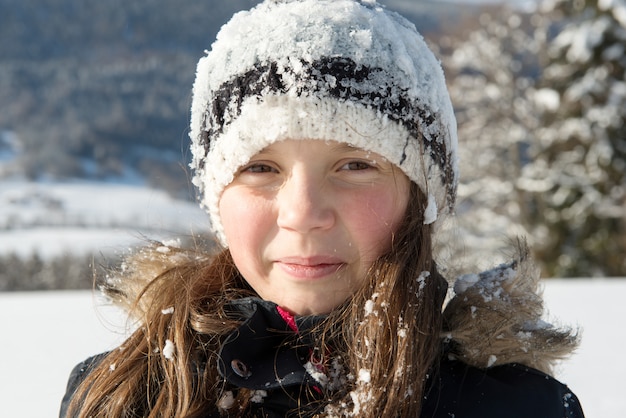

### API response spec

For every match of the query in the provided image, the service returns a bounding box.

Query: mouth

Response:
[275,256,346,280]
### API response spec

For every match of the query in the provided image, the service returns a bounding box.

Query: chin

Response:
[281,296,347,316]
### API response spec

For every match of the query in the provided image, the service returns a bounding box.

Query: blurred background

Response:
[2,0,625,292]
[0,1,624,417]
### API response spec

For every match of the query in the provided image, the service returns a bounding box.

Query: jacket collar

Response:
[218,297,325,390]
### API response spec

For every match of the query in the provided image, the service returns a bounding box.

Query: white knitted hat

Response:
[189,0,458,244]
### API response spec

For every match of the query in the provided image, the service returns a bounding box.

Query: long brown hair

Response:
[67,183,447,417]
[320,183,448,417]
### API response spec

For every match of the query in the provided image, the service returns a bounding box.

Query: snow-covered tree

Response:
[520,0,626,276]
[436,1,626,277]
[435,9,544,271]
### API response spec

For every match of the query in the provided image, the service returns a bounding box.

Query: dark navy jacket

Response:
[61,298,585,417]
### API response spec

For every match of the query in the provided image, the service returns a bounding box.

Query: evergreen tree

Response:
[521,0,626,276]
[437,8,544,271]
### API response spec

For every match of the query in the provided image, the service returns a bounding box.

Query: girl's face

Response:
[219,140,410,315]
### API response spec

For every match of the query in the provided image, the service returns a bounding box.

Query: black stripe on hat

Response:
[198,56,455,209]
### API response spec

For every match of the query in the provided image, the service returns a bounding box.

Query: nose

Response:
[276,169,335,233]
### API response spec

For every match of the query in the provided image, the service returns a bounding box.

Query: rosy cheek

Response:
[219,192,249,247]
[220,189,274,251]
[347,189,403,251]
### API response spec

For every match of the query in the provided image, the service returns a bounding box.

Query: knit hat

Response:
[189,0,458,245]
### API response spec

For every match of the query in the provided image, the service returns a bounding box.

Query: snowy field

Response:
[0,180,211,259]
[1,279,624,418]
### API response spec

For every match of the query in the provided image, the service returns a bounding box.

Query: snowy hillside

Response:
[1,279,623,418]
[0,179,211,259]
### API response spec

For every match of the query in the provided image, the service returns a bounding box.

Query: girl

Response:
[61,0,585,417]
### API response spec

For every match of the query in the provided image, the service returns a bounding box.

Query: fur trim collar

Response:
[442,246,579,374]
[104,242,579,376]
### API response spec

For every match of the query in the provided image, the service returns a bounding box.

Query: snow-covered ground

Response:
[1,279,623,417]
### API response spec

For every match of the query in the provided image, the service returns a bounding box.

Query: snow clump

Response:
[363,292,379,317]
[163,339,175,361]
[305,361,329,387]
[357,368,371,384]
[454,273,480,295]
[250,390,267,403]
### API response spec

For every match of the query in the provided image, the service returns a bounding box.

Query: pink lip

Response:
[275,256,346,280]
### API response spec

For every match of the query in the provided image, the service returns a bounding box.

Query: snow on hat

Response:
[189,0,458,244]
